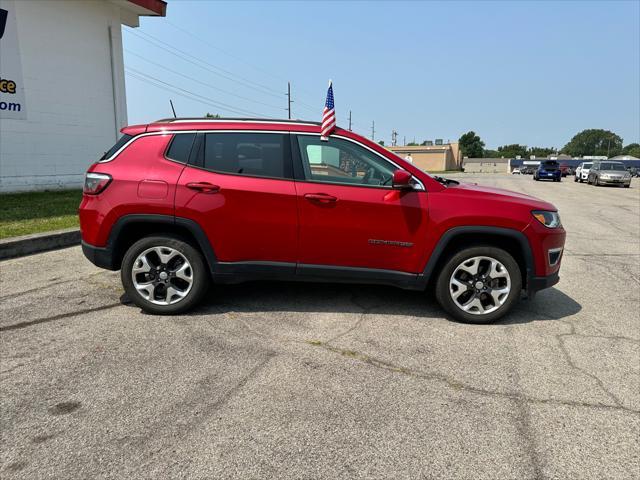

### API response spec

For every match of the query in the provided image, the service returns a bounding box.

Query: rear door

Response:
[292,134,429,273]
[175,131,298,265]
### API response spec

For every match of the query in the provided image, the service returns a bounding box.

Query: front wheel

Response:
[435,247,522,324]
[121,236,209,314]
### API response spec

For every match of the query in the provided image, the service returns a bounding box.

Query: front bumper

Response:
[82,241,118,270]
[598,177,631,186]
[527,271,560,298]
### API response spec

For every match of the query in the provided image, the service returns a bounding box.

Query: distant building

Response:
[462,158,509,173]
[387,143,461,171]
[0,0,167,192]
[609,155,640,161]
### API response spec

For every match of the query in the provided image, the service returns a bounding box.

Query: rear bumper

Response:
[82,241,117,270]
[527,271,559,297]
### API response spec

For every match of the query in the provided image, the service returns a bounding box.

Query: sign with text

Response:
[0,0,26,119]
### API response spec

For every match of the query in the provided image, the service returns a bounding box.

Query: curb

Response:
[0,228,81,260]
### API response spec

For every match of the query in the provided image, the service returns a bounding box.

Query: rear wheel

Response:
[435,246,522,324]
[121,236,209,314]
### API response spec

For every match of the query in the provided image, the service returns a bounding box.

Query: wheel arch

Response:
[421,226,534,290]
[107,214,216,273]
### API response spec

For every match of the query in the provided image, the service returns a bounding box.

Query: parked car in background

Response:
[79,117,566,324]
[574,162,593,183]
[559,164,570,177]
[512,168,521,174]
[534,160,562,182]
[587,161,632,187]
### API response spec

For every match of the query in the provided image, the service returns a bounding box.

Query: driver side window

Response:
[296,135,397,187]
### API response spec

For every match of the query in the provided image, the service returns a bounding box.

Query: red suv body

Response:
[80,118,565,323]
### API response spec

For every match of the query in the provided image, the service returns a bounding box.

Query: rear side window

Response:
[100,134,133,160]
[166,133,196,163]
[201,133,289,179]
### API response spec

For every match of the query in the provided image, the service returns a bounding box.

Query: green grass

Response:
[0,189,83,239]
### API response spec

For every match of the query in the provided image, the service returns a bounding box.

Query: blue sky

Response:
[123,0,640,149]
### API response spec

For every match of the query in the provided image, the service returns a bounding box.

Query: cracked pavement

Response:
[1,174,639,479]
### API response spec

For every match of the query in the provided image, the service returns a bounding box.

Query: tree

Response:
[458,131,485,158]
[528,146,556,158]
[621,143,640,158]
[483,149,500,158]
[496,144,528,159]
[407,142,419,146]
[205,112,221,118]
[378,140,385,146]
[562,129,623,157]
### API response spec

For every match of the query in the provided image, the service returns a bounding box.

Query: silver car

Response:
[587,161,632,188]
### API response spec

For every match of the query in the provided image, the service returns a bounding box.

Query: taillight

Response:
[84,172,112,195]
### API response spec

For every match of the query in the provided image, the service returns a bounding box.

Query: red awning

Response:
[126,0,167,17]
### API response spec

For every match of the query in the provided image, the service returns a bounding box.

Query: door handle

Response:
[186,182,220,193]
[304,193,337,203]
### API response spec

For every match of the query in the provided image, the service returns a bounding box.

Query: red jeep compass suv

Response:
[80,118,565,323]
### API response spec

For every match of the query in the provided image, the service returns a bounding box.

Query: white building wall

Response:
[0,0,129,192]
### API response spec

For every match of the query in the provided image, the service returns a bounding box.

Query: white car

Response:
[574,162,593,183]
[512,168,521,174]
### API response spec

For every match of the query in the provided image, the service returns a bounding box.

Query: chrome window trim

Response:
[98,129,290,163]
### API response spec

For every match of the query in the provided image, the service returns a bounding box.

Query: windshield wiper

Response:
[433,175,459,186]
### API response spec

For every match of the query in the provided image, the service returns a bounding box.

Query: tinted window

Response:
[100,134,132,160]
[203,133,288,178]
[296,135,396,187]
[166,133,196,163]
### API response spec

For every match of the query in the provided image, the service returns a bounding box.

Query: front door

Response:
[293,134,429,273]
[175,131,298,265]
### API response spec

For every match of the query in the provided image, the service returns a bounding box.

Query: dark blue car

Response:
[534,160,562,182]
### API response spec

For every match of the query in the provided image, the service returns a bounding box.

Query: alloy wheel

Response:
[448,256,511,315]
[131,246,193,305]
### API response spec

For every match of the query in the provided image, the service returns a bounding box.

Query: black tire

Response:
[574,175,578,182]
[435,246,522,324]
[624,184,630,188]
[121,235,209,315]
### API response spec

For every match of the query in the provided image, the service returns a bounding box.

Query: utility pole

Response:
[287,82,292,119]
[348,111,352,131]
[371,121,375,141]
[392,130,398,147]
[403,135,406,146]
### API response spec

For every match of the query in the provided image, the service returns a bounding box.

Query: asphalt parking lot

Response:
[1,174,639,479]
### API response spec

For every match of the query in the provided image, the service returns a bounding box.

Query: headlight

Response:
[624,173,631,178]
[532,210,562,228]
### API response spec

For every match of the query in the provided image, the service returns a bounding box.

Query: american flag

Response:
[321,81,336,140]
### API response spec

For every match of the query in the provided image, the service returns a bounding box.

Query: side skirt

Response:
[213,261,424,290]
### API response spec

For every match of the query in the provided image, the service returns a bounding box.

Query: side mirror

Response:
[392,169,413,190]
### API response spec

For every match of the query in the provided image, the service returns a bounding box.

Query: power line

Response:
[164,20,323,102]
[124,49,283,112]
[125,68,268,117]
[124,28,284,99]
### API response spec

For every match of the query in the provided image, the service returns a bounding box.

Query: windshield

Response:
[542,161,559,167]
[583,163,593,169]
[600,162,625,171]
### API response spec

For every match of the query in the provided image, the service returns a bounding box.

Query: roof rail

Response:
[153,117,322,126]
